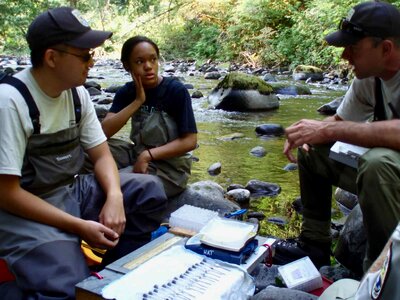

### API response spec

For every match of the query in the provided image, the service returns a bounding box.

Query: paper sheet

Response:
[329,141,370,168]
[101,245,255,300]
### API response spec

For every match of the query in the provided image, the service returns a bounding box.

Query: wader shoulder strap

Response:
[0,73,82,133]
[71,87,81,124]
[374,77,386,121]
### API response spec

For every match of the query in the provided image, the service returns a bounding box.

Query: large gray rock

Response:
[334,204,366,278]
[250,264,280,294]
[245,180,281,197]
[334,187,358,216]
[251,285,318,300]
[165,180,240,218]
[250,146,267,157]
[255,124,285,137]
[208,162,222,176]
[270,83,311,96]
[226,188,251,206]
[209,88,279,112]
[320,264,361,281]
[208,72,279,112]
[292,65,324,81]
[317,96,344,115]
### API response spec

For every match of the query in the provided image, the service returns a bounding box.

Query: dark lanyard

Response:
[374,77,400,120]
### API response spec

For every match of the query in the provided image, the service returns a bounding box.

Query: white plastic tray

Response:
[198,217,258,252]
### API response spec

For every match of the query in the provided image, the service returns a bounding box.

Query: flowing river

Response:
[91,61,348,237]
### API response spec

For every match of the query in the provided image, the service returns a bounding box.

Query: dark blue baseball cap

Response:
[325,1,400,47]
[27,7,112,50]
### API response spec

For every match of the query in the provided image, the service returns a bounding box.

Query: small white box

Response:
[169,204,218,233]
[278,256,322,292]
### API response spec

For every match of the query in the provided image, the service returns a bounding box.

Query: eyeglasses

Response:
[51,48,95,62]
[339,18,369,37]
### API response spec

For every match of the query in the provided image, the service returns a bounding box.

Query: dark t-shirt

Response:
[110,77,197,135]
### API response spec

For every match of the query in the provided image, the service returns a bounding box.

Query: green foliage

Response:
[1,0,395,68]
[220,0,300,65]
[158,18,222,60]
[255,192,302,238]
[0,0,65,53]
[272,0,360,67]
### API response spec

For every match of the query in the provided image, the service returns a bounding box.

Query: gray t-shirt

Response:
[0,68,105,176]
[337,70,400,121]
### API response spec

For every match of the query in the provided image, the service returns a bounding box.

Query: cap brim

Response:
[325,30,362,47]
[65,30,112,49]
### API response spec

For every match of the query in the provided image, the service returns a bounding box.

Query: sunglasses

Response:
[339,18,369,37]
[51,48,95,62]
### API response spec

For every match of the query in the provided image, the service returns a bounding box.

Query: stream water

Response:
[91,61,348,237]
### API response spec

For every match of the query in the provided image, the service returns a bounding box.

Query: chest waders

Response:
[130,78,192,197]
[0,74,89,299]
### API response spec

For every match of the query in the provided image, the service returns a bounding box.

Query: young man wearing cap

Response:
[274,0,400,273]
[0,7,167,299]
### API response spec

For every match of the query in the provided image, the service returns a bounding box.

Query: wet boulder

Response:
[335,187,358,216]
[283,163,298,171]
[245,180,281,197]
[292,65,324,81]
[165,180,240,217]
[262,73,277,82]
[208,72,279,112]
[270,82,311,96]
[317,96,344,115]
[104,84,122,93]
[250,146,267,157]
[251,285,318,300]
[226,188,251,206]
[255,124,285,137]
[250,265,280,295]
[266,216,288,226]
[84,80,102,90]
[334,204,366,278]
[86,87,102,96]
[204,71,222,80]
[247,211,266,221]
[191,90,203,98]
[208,162,222,176]
[227,183,246,191]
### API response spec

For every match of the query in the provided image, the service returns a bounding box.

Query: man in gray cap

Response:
[0,7,167,299]
[274,0,400,274]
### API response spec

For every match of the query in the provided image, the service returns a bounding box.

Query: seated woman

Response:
[102,36,197,197]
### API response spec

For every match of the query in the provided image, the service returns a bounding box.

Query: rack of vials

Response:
[101,245,255,300]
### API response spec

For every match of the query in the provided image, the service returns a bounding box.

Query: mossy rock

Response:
[293,65,323,74]
[216,72,273,95]
[209,72,279,112]
[292,65,324,81]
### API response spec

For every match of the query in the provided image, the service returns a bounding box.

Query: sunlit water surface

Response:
[91,63,347,237]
